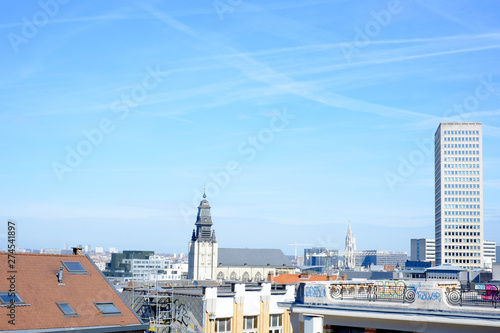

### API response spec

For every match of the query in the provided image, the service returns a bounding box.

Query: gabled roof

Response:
[0,252,147,332]
[218,248,292,267]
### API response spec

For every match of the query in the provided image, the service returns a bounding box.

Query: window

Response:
[56,302,78,317]
[95,302,121,316]
[0,292,24,305]
[269,314,283,333]
[62,261,88,274]
[215,318,231,333]
[244,316,258,333]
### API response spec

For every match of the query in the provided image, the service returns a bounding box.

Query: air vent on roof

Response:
[57,266,64,285]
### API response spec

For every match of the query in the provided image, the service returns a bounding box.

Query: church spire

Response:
[345,219,356,269]
[193,192,214,241]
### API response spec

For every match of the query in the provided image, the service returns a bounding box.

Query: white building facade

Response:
[434,123,484,269]
[484,240,496,267]
[123,255,188,281]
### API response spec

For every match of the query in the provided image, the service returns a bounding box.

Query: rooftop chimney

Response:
[72,247,83,255]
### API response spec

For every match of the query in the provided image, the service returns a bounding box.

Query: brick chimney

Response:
[72,247,83,255]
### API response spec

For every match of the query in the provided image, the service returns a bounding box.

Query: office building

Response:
[303,247,339,268]
[410,238,436,262]
[434,123,483,268]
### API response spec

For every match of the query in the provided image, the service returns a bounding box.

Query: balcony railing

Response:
[328,284,416,303]
[446,289,499,308]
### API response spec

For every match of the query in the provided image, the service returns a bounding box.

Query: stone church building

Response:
[188,194,295,281]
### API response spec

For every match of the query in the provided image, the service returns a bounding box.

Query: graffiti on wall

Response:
[166,296,204,332]
[373,280,407,296]
[305,285,326,298]
[373,280,441,303]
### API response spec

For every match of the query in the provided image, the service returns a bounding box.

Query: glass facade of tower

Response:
[434,123,483,269]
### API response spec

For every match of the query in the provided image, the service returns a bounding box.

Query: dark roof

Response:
[0,252,147,332]
[218,248,292,267]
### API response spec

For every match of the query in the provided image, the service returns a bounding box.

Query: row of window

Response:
[444,143,479,148]
[444,252,481,257]
[444,163,479,169]
[444,218,480,223]
[444,197,479,202]
[444,211,480,216]
[444,190,480,196]
[444,224,480,229]
[0,292,121,317]
[444,157,479,162]
[444,204,480,209]
[56,302,120,317]
[444,238,481,243]
[444,150,479,155]
[444,184,480,190]
[217,271,264,282]
[444,171,479,176]
[443,130,479,135]
[445,245,480,250]
[444,259,480,264]
[444,231,480,236]
[444,177,480,182]
[215,314,283,333]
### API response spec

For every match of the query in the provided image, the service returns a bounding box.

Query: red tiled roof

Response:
[0,252,146,331]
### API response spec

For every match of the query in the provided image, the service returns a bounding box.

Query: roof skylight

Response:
[61,261,87,274]
[95,302,121,316]
[56,302,78,316]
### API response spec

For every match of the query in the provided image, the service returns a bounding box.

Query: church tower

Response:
[188,192,218,280]
[344,220,356,269]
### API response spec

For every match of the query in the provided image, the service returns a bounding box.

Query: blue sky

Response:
[1,0,500,255]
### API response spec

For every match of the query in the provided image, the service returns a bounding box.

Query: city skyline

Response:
[1,1,500,255]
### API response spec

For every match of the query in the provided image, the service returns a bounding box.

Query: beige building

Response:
[123,282,295,333]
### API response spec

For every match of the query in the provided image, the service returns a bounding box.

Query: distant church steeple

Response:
[344,220,356,269]
[188,192,218,280]
[194,191,214,241]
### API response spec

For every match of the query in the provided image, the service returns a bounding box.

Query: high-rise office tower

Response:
[435,123,483,269]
